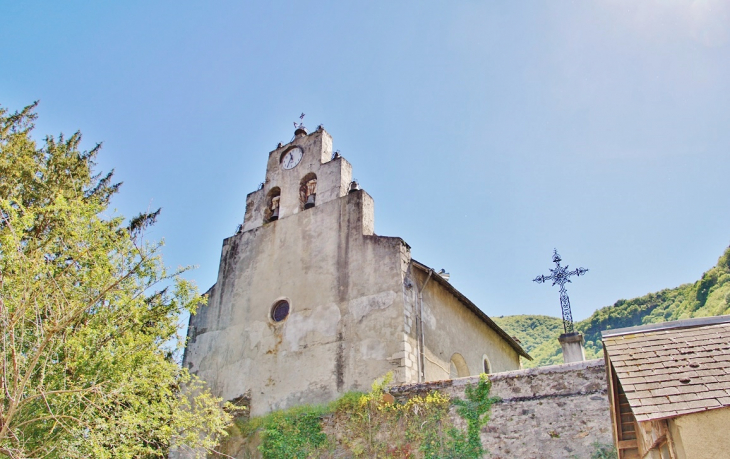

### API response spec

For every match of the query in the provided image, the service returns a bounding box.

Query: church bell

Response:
[304,194,316,209]
[269,195,280,221]
[348,180,360,194]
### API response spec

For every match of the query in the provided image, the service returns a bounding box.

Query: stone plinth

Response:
[558,332,586,364]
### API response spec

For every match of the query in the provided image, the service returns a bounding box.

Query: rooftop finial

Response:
[294,113,307,136]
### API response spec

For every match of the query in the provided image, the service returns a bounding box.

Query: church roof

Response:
[602,315,730,422]
[412,260,532,360]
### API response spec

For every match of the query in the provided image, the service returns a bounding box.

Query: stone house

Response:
[602,315,730,459]
[181,125,529,417]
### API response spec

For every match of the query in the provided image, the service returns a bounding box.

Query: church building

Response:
[182,125,530,416]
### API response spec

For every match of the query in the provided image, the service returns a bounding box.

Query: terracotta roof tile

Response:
[603,320,730,422]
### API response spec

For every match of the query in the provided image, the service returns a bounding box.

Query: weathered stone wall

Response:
[209,359,612,458]
[391,359,613,459]
[185,190,409,417]
[408,267,522,381]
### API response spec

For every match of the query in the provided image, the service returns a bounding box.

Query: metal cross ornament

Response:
[294,113,306,130]
[533,249,588,334]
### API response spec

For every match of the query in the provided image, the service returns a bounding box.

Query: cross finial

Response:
[533,249,589,334]
[293,113,307,136]
[294,113,306,128]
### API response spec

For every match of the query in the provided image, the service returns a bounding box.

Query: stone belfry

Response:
[182,124,528,419]
[183,125,403,417]
[240,125,356,232]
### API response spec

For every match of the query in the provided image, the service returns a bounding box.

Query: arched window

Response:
[299,173,317,210]
[482,354,491,374]
[265,187,281,222]
[449,353,470,379]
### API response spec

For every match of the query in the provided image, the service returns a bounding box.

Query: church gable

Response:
[183,125,527,418]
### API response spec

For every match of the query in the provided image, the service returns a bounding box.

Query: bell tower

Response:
[241,125,354,232]
[181,123,526,423]
[184,125,398,417]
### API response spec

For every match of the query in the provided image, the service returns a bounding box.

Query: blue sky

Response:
[2,1,730,323]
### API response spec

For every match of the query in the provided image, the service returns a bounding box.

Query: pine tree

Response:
[0,103,231,458]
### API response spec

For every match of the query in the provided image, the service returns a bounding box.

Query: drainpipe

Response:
[416,269,433,383]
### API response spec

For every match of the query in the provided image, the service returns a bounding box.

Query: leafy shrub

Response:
[237,372,496,458]
[589,441,617,459]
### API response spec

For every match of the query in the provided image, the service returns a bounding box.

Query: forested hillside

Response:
[495,245,730,368]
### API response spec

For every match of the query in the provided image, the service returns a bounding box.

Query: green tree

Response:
[0,103,231,458]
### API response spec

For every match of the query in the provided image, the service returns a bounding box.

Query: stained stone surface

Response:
[393,359,613,459]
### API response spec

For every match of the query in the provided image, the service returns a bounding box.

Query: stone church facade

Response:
[182,126,529,417]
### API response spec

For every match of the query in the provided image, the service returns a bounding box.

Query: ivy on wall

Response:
[233,373,497,459]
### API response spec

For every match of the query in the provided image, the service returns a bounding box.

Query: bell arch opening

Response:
[299,173,317,210]
[265,187,281,222]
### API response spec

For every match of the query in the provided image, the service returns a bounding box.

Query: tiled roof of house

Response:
[602,315,730,422]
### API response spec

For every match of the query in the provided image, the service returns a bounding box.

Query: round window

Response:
[271,300,290,323]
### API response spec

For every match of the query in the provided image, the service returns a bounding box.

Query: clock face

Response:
[281,147,303,170]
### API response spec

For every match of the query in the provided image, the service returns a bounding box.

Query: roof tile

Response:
[687,399,720,409]
[652,387,680,397]
[677,384,709,395]
[667,393,699,403]
[699,390,728,399]
[605,320,730,422]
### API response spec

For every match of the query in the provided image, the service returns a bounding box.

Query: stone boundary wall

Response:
[205,359,613,458]
[391,359,613,458]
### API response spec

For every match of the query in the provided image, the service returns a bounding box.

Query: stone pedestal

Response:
[558,332,586,364]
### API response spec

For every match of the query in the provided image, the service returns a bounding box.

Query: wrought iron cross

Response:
[533,249,588,334]
[294,112,306,130]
